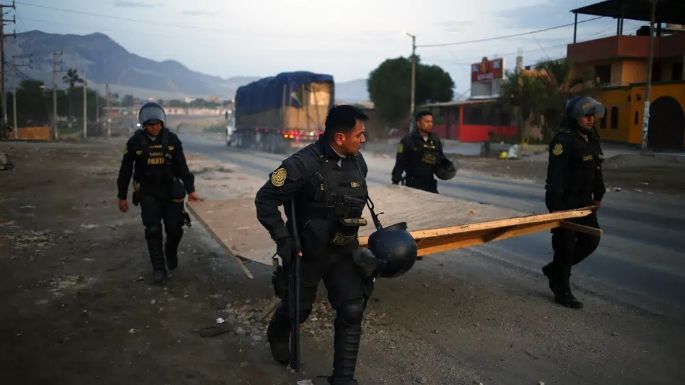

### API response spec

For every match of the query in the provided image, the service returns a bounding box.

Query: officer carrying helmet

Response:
[117,102,200,284]
[256,105,384,385]
[391,111,456,193]
[542,96,606,309]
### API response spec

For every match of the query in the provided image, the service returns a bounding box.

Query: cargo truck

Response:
[232,71,334,152]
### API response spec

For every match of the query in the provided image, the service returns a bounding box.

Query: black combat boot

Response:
[328,319,361,385]
[147,239,167,285]
[542,262,562,296]
[165,235,182,270]
[266,313,290,365]
[555,274,583,309]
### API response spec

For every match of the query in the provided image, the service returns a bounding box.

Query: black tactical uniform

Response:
[391,130,446,193]
[117,127,195,282]
[544,124,605,308]
[255,136,372,385]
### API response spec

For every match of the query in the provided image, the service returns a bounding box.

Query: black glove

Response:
[353,247,378,277]
[276,237,294,266]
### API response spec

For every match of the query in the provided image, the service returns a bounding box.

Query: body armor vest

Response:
[134,129,175,193]
[294,144,368,248]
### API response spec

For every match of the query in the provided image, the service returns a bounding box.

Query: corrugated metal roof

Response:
[572,0,685,25]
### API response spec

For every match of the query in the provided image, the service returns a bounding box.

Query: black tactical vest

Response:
[293,144,368,249]
[134,129,174,189]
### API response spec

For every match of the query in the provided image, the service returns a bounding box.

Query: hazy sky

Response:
[13,0,646,96]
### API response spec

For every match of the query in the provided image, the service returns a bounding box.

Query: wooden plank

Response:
[359,208,593,257]
[187,200,261,278]
[413,221,560,256]
[188,190,593,265]
[560,220,604,237]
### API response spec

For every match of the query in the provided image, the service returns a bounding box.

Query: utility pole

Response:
[0,1,16,139]
[641,0,657,151]
[105,83,111,137]
[406,32,416,131]
[52,50,62,141]
[11,54,30,139]
[82,70,87,139]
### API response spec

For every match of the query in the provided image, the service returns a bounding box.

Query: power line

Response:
[417,16,604,48]
[15,0,230,33]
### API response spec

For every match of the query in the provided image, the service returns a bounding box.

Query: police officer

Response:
[391,111,450,193]
[117,102,199,285]
[255,105,370,385]
[543,96,606,309]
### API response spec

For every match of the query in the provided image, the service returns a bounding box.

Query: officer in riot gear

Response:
[391,111,453,193]
[255,105,371,385]
[543,96,606,309]
[117,102,200,285]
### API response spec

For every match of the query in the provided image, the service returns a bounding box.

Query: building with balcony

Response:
[569,0,685,149]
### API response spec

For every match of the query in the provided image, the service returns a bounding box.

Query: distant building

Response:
[419,99,517,143]
[569,0,685,149]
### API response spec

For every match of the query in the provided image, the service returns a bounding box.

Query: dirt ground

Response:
[1,138,684,385]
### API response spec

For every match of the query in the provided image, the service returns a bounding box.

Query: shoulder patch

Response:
[397,144,404,153]
[552,143,563,156]
[271,167,287,187]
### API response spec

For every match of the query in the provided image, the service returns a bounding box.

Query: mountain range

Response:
[6,30,369,102]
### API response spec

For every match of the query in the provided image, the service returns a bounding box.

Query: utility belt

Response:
[330,217,367,246]
[303,214,367,247]
[132,177,186,204]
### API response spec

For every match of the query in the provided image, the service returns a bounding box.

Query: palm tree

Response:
[498,68,545,143]
[62,68,84,88]
[497,58,598,143]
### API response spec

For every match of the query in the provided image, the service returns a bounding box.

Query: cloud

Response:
[436,20,474,34]
[494,2,574,30]
[182,9,216,16]
[113,0,158,8]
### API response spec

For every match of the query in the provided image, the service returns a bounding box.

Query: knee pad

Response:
[145,225,163,240]
[337,300,364,326]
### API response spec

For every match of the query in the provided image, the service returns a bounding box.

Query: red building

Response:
[420,99,518,143]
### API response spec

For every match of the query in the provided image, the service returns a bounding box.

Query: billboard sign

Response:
[471,57,504,82]
[471,57,504,98]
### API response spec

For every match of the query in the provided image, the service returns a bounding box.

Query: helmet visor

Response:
[571,97,606,119]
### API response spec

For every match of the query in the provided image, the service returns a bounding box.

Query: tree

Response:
[498,58,599,142]
[12,80,49,126]
[368,56,454,128]
[62,68,84,88]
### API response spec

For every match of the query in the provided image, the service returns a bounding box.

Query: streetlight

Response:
[406,32,416,131]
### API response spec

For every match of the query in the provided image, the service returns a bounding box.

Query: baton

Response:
[288,197,301,371]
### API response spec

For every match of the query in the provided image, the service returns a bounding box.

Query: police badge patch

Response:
[552,143,563,156]
[271,167,287,187]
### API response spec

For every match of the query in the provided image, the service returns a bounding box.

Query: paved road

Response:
[183,134,685,319]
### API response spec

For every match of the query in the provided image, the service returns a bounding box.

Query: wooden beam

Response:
[560,221,604,237]
[359,208,594,257]
[414,221,560,256]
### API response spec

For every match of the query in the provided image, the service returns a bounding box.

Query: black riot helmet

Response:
[138,102,167,126]
[565,96,605,119]
[435,157,457,180]
[367,222,417,278]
